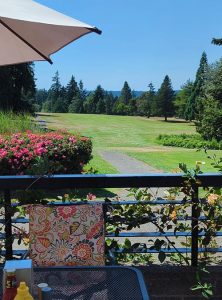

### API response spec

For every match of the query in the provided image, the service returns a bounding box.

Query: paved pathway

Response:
[99,150,166,201]
[99,151,163,174]
[98,151,167,247]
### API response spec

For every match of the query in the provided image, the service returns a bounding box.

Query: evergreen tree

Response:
[119,81,132,105]
[196,96,222,141]
[96,98,106,114]
[128,98,137,115]
[174,80,193,119]
[195,58,222,140]
[42,100,51,113]
[157,75,175,121]
[53,96,67,113]
[47,71,63,112]
[147,83,157,116]
[104,92,115,115]
[137,83,155,117]
[185,52,208,121]
[78,80,87,102]
[0,63,36,112]
[68,96,84,113]
[65,75,79,111]
[113,101,128,115]
[87,85,105,114]
[35,89,48,111]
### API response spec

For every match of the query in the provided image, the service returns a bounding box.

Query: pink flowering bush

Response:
[0,131,92,175]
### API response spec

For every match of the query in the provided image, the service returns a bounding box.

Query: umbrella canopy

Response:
[0,0,101,66]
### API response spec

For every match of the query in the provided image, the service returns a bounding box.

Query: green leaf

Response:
[191,285,202,291]
[124,238,131,249]
[158,251,166,263]
[106,238,112,247]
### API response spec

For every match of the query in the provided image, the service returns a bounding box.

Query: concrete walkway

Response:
[99,150,166,201]
[99,151,163,174]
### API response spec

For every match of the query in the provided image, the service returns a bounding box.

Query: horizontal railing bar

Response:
[107,216,213,223]
[0,230,221,239]
[50,200,185,205]
[0,215,217,224]
[3,247,220,256]
[114,247,222,254]
[1,231,222,240]
[0,250,27,256]
[106,232,222,237]
[0,218,29,224]
[0,173,221,190]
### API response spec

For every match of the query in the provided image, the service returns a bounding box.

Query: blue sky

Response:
[35,0,222,91]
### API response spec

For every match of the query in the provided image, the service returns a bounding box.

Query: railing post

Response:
[191,186,199,267]
[4,189,13,260]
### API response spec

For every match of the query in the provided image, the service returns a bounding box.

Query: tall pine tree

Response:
[86,85,105,114]
[65,75,79,111]
[157,75,175,121]
[46,71,63,112]
[119,81,132,105]
[185,52,208,121]
[174,80,193,119]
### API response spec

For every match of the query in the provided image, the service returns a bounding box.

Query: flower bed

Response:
[0,131,92,175]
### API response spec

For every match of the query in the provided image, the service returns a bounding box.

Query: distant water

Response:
[107,91,144,97]
[86,90,180,97]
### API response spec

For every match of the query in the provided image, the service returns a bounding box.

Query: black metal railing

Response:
[1,173,222,266]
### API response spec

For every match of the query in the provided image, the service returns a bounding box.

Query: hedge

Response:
[157,134,222,150]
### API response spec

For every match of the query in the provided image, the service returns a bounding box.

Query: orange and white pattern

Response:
[28,204,105,266]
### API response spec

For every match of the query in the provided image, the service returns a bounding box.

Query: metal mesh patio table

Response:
[32,266,149,300]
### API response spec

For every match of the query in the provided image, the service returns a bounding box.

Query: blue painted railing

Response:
[1,173,222,266]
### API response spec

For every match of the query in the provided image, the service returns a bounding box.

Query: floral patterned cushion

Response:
[28,204,105,266]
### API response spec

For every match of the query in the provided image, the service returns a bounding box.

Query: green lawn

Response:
[39,113,222,173]
[85,152,118,174]
[126,149,221,172]
[40,113,195,149]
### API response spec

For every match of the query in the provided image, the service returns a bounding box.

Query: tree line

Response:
[0,50,222,141]
[36,71,175,121]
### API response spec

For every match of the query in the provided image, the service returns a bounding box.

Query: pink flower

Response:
[0,149,8,159]
[34,147,47,156]
[86,193,96,201]
[0,131,91,175]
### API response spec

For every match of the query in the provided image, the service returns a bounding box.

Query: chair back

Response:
[28,204,105,266]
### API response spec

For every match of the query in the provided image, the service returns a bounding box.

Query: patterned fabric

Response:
[28,204,105,266]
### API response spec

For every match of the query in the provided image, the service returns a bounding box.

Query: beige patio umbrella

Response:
[0,0,101,66]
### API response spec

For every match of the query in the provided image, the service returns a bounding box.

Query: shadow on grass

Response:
[36,113,59,118]
[160,119,190,124]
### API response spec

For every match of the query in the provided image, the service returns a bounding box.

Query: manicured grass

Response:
[85,152,118,174]
[125,149,222,172]
[38,113,221,173]
[39,113,195,149]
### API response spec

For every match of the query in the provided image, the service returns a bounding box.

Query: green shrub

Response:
[157,134,222,150]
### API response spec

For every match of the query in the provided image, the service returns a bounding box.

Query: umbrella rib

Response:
[0,19,53,64]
